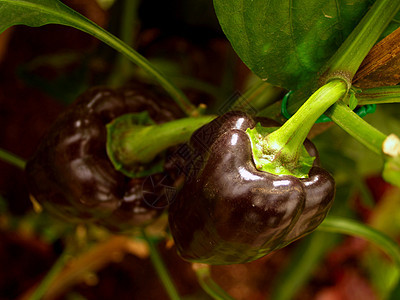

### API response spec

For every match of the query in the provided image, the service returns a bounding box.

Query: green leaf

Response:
[0,0,93,33]
[213,0,371,90]
[348,92,358,110]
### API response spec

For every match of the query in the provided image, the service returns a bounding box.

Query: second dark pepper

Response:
[26,84,180,231]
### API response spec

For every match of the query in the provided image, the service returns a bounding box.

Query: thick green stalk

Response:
[141,230,181,300]
[265,80,347,167]
[357,86,400,105]
[107,115,215,171]
[325,102,387,155]
[322,0,400,83]
[0,148,26,169]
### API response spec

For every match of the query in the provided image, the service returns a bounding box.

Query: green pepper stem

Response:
[322,0,400,83]
[141,230,181,300]
[357,86,400,105]
[108,115,215,167]
[265,80,347,165]
[0,148,26,170]
[325,102,387,155]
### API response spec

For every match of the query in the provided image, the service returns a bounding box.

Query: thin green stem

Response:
[325,101,387,155]
[322,0,400,83]
[194,264,234,300]
[357,86,400,105]
[318,217,400,269]
[271,231,342,300]
[231,81,284,113]
[54,1,197,116]
[29,252,71,300]
[0,148,26,169]
[265,80,347,165]
[118,0,139,48]
[141,230,181,300]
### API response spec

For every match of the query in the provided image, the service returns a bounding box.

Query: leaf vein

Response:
[334,0,344,42]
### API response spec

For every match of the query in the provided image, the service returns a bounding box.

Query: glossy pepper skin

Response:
[168,111,335,265]
[26,84,180,232]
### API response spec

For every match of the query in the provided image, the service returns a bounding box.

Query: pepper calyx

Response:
[246,123,315,178]
[106,111,164,178]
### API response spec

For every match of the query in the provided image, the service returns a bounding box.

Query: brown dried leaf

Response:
[354,27,400,88]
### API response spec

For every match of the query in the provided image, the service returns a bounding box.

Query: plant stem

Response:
[357,86,400,105]
[141,230,181,300]
[57,1,197,116]
[28,252,71,300]
[265,80,347,165]
[107,0,140,87]
[21,236,148,300]
[271,231,342,300]
[193,263,234,300]
[107,115,215,167]
[322,0,400,84]
[230,80,284,113]
[325,102,387,155]
[0,148,26,169]
[318,217,400,269]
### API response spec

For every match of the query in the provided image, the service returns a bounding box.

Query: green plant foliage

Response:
[0,0,194,115]
[0,0,92,33]
[213,0,372,90]
[319,217,400,269]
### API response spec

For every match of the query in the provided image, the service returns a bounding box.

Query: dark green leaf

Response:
[348,92,358,110]
[17,52,90,104]
[213,0,371,90]
[0,0,91,33]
